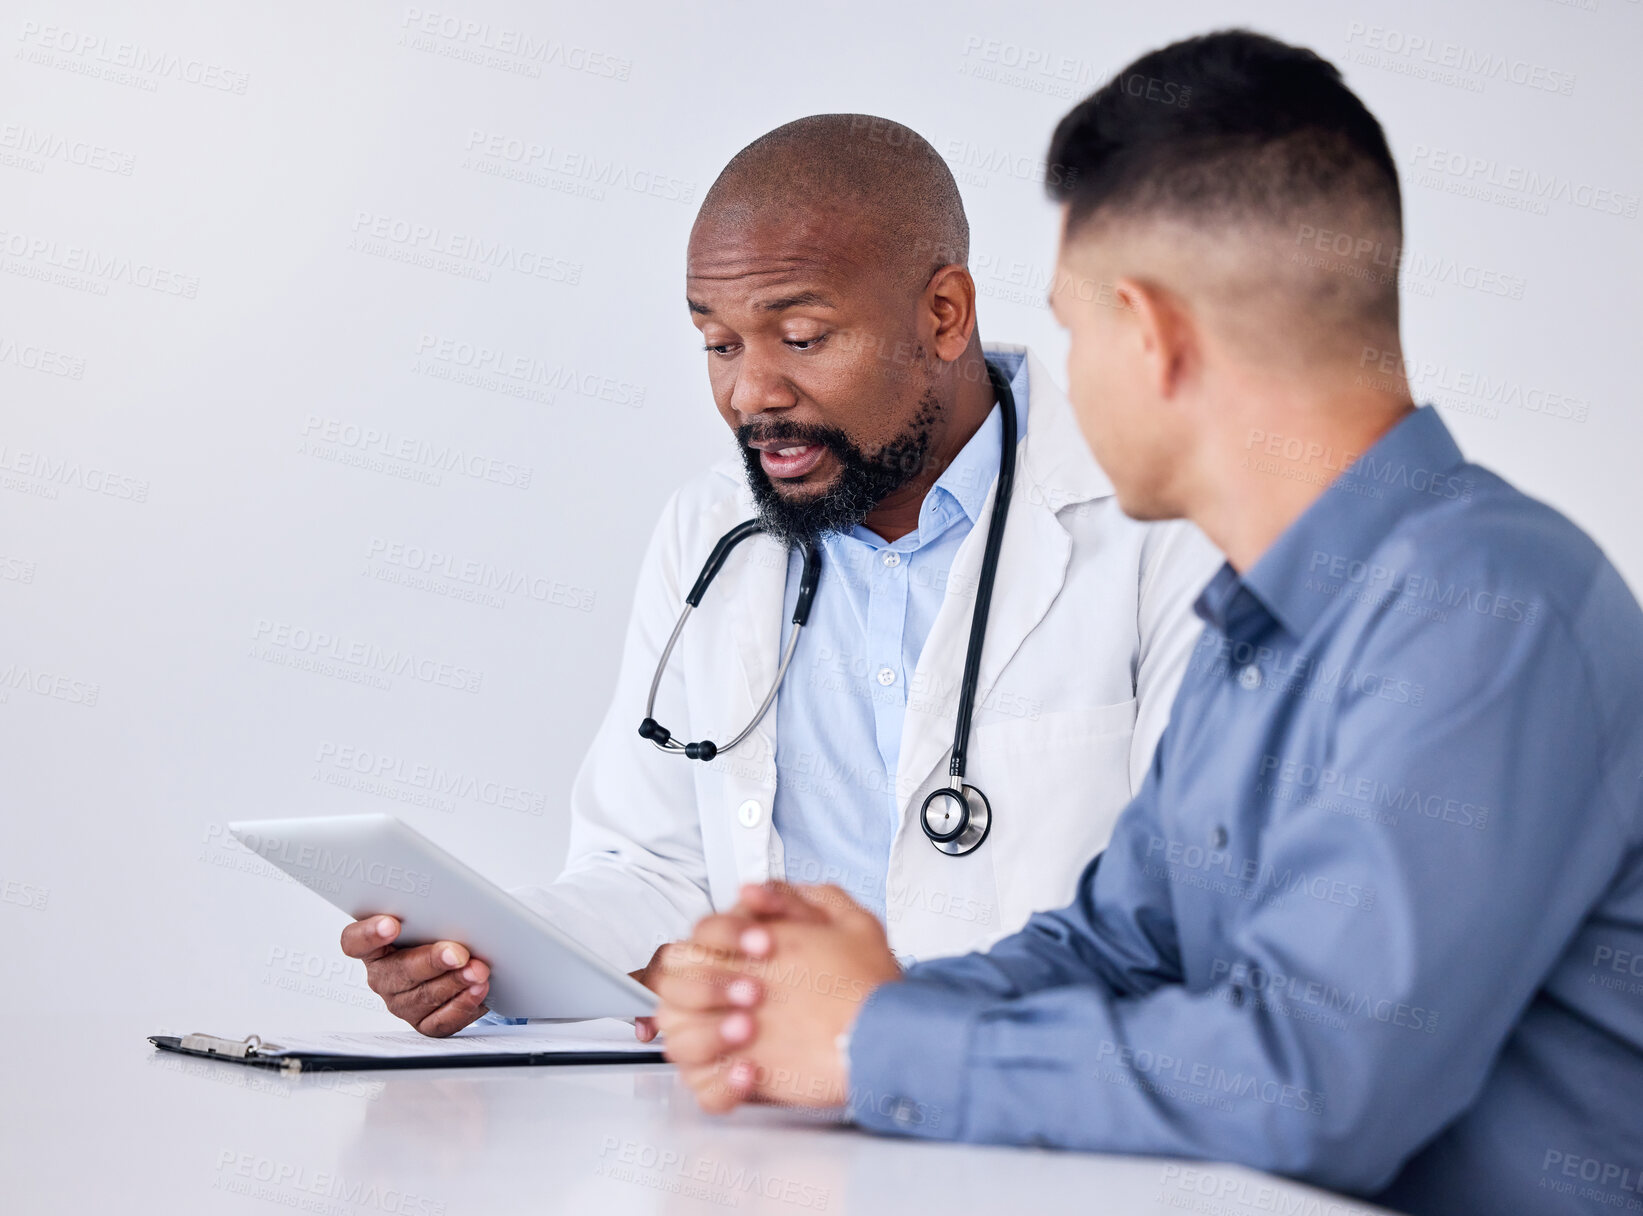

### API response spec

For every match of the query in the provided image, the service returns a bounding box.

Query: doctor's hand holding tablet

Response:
[234,815,655,1030]
[339,913,492,1037]
[336,911,678,1038]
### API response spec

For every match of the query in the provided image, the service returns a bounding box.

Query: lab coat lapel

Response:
[894,349,1107,811]
[895,479,1071,808]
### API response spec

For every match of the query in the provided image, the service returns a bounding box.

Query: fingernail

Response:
[720,1011,753,1045]
[441,946,461,968]
[461,964,480,983]
[739,927,771,957]
[727,979,758,1007]
[376,918,395,937]
[729,1059,756,1092]
[467,983,485,998]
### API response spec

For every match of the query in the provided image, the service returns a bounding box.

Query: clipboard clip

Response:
[168,1033,302,1074]
[180,1032,268,1059]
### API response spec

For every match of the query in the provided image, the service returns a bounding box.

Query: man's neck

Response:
[1192,376,1416,573]
[861,352,999,543]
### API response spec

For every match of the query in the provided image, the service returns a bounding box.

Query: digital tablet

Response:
[228,814,655,1020]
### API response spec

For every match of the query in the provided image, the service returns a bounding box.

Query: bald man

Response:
[340,115,1220,1038]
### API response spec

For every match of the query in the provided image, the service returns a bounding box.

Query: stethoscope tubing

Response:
[639,357,1018,853]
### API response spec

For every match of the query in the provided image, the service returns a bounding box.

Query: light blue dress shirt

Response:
[846,406,1643,1215]
[773,350,1030,921]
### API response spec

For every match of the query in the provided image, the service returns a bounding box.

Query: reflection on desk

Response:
[5,1016,1401,1215]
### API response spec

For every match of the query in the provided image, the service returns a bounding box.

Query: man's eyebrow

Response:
[757,290,835,312]
[686,289,836,316]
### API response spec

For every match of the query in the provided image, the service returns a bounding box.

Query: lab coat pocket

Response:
[965,697,1139,933]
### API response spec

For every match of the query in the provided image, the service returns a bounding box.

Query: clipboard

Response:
[149,1024,666,1074]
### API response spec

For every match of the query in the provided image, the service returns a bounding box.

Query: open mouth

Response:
[756,443,827,480]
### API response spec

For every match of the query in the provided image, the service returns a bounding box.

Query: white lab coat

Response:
[516,345,1221,970]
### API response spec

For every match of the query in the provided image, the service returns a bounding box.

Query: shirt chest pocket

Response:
[961,698,1139,933]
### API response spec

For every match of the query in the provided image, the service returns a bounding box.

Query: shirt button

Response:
[1211,825,1228,849]
[1237,664,1262,691]
[736,799,763,828]
[882,551,902,568]
[876,667,897,686]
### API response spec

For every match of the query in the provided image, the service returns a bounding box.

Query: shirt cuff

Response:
[844,977,990,1139]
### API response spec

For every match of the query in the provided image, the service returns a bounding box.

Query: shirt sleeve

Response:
[847,584,1628,1196]
[508,488,716,973]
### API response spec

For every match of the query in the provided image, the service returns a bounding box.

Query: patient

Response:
[651,29,1643,1216]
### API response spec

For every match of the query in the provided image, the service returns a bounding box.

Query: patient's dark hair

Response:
[1047,29,1403,331]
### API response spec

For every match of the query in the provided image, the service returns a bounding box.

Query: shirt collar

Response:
[1196,405,1471,641]
[922,350,1031,533]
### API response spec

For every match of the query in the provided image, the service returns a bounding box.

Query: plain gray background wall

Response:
[3,0,1637,1035]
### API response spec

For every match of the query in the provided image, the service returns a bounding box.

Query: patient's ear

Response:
[1115,276,1195,400]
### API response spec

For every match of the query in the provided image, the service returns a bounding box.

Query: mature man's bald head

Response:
[691,114,969,294]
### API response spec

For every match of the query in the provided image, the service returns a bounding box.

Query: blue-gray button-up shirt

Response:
[847,406,1643,1215]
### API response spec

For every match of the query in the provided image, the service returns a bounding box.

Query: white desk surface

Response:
[4,1014,1400,1216]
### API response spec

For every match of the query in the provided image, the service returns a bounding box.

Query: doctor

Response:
[340,114,1219,1036]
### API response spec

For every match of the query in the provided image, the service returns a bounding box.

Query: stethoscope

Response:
[639,359,1017,857]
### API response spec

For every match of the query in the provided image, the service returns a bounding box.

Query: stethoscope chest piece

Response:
[920,783,992,856]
